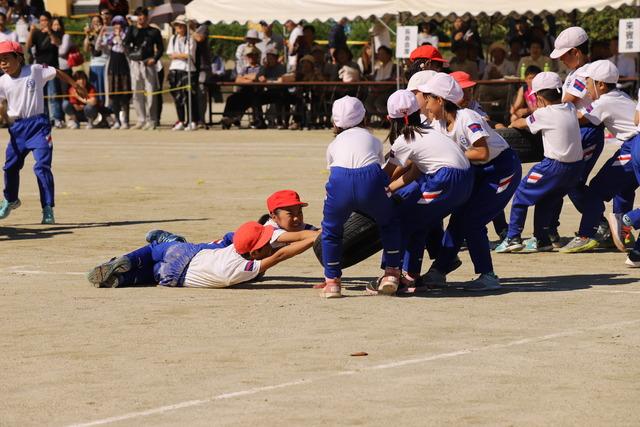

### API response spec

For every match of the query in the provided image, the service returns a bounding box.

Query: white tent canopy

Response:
[185,0,629,24]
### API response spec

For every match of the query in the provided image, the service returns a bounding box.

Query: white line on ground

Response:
[67,318,640,427]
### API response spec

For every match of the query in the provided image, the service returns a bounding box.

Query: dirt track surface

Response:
[1,129,639,426]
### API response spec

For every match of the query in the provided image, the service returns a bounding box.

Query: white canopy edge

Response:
[185,0,631,24]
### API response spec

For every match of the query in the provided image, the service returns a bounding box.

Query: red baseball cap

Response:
[266,190,308,213]
[233,221,274,254]
[409,45,448,64]
[450,71,476,89]
[0,41,23,55]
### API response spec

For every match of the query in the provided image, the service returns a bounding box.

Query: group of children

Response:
[0,28,636,297]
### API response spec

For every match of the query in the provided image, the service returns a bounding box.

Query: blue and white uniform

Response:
[0,64,56,208]
[577,90,640,239]
[507,103,584,244]
[431,109,522,274]
[388,127,473,274]
[321,127,402,279]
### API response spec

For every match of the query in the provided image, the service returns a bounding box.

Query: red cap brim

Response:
[251,225,274,252]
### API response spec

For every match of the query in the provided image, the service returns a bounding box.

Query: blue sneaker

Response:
[41,206,55,224]
[521,237,553,253]
[0,198,21,219]
[145,229,186,244]
[494,236,524,253]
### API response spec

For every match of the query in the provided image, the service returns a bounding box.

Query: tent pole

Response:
[187,23,192,126]
[396,12,400,90]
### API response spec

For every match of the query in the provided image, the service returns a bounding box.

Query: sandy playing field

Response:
[1,128,639,426]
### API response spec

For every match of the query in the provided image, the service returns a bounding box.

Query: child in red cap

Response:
[87,221,318,288]
[0,40,87,224]
[144,189,318,246]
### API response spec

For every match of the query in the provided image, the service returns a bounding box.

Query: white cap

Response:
[387,90,420,119]
[245,29,260,40]
[550,26,588,59]
[531,71,563,94]
[417,72,464,104]
[407,70,437,91]
[578,60,619,83]
[332,96,366,129]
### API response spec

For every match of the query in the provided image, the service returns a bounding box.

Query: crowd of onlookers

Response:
[0,1,636,131]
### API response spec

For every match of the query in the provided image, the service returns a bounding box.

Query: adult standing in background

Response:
[192,19,211,128]
[0,12,17,42]
[84,15,107,104]
[284,19,303,72]
[123,7,163,130]
[328,18,348,57]
[26,11,64,128]
[99,0,128,17]
[167,15,197,131]
[257,20,284,63]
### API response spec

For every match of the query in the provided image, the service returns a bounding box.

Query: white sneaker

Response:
[119,111,126,124]
[143,122,155,130]
[172,122,185,131]
[67,120,79,129]
[54,119,64,129]
[132,122,144,130]
[111,122,121,130]
[85,122,94,129]
[121,122,129,130]
[186,122,197,131]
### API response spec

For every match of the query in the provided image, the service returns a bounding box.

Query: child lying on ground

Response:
[87,221,319,288]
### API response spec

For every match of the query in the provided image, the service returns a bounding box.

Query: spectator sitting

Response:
[257,47,290,128]
[257,20,284,64]
[0,12,17,42]
[509,65,541,123]
[448,42,479,80]
[296,54,324,81]
[235,29,261,75]
[364,45,395,122]
[517,39,554,72]
[418,21,438,47]
[221,46,263,129]
[608,36,636,77]
[357,42,372,76]
[484,41,517,79]
[326,46,360,81]
[508,39,523,65]
[468,42,486,78]
[64,71,106,129]
[310,45,328,76]
[209,46,226,103]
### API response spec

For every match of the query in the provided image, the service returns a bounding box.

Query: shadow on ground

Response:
[0,218,209,241]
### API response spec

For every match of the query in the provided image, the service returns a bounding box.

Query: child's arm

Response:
[274,229,320,244]
[509,87,525,115]
[388,163,421,193]
[258,235,317,273]
[466,137,490,162]
[635,110,640,126]
[509,117,528,129]
[56,69,88,99]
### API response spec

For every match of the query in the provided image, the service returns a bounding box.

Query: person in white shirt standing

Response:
[0,41,87,224]
[320,96,403,298]
[419,73,521,290]
[496,72,584,253]
[167,15,197,131]
[284,20,303,72]
[565,61,640,264]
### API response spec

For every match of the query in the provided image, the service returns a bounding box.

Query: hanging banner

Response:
[619,19,640,53]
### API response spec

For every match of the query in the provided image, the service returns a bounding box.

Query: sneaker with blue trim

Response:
[559,236,599,253]
[87,256,131,288]
[494,236,524,253]
[41,206,55,224]
[0,198,21,219]
[521,237,553,253]
[464,272,501,291]
[145,229,186,244]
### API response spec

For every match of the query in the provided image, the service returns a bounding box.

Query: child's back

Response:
[583,89,638,142]
[527,102,583,163]
[327,127,384,169]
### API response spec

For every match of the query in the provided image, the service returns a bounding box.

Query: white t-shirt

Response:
[526,103,583,163]
[167,34,196,72]
[563,66,593,113]
[388,128,470,174]
[263,219,317,249]
[183,245,261,288]
[287,25,304,71]
[326,127,384,169]
[583,90,639,142]
[0,30,18,43]
[0,64,56,120]
[432,109,509,165]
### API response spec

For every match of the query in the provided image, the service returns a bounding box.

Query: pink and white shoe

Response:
[377,275,399,295]
[320,278,342,298]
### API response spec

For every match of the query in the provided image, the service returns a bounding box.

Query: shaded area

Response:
[0,218,209,241]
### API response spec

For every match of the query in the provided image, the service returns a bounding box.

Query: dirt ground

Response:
[1,127,639,427]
